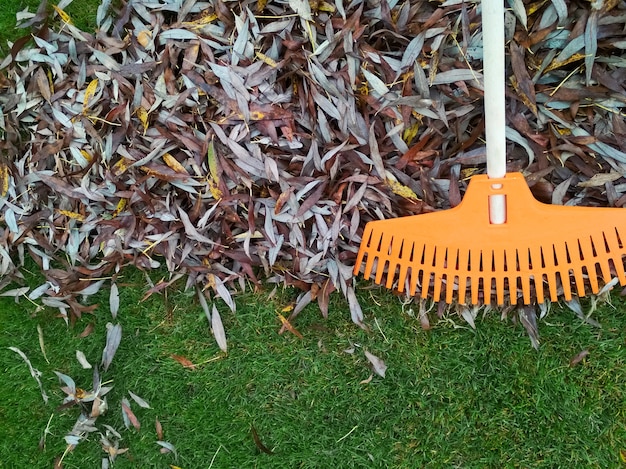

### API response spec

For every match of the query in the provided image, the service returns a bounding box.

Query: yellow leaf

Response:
[620,449,626,463]
[163,153,189,174]
[257,0,268,11]
[112,198,127,218]
[281,305,294,313]
[207,139,218,182]
[207,139,223,198]
[82,79,99,114]
[52,4,73,24]
[0,163,9,197]
[386,179,420,201]
[170,465,184,469]
[111,157,132,176]
[208,180,223,200]
[136,107,149,135]
[545,53,586,73]
[46,68,55,94]
[136,30,152,48]
[255,51,277,68]
[80,149,92,162]
[402,122,420,145]
[317,1,336,12]
[204,273,216,291]
[182,13,217,30]
[57,209,85,222]
[277,313,303,339]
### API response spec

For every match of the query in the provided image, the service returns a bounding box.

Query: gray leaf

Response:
[364,350,387,378]
[101,323,122,372]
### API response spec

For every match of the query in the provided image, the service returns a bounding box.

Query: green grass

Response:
[0,0,100,57]
[1,267,625,467]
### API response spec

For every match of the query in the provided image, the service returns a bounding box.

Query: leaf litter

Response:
[1,2,626,456]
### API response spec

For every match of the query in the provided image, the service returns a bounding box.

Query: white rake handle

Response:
[482,0,507,224]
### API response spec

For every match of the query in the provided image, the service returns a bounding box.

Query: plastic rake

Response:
[353,0,626,305]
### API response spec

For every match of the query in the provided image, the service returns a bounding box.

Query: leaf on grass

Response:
[9,347,49,404]
[101,323,122,372]
[518,305,540,350]
[359,374,373,384]
[53,4,73,24]
[129,390,151,409]
[251,425,274,454]
[79,323,95,338]
[277,312,303,339]
[109,282,119,320]
[171,354,196,370]
[157,440,178,459]
[121,398,141,430]
[156,418,164,440]
[37,324,49,364]
[76,350,92,369]
[211,304,228,352]
[0,286,29,297]
[364,350,387,378]
[54,371,76,392]
[569,349,589,367]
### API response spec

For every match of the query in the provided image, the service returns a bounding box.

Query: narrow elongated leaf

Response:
[129,390,151,409]
[10,347,49,403]
[109,283,119,320]
[211,304,228,352]
[101,323,122,372]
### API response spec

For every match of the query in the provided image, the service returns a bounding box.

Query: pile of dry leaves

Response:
[1,0,626,332]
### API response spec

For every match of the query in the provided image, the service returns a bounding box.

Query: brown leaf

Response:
[251,425,274,455]
[569,349,590,367]
[121,399,141,430]
[510,42,537,115]
[277,313,303,339]
[155,418,164,440]
[171,354,196,370]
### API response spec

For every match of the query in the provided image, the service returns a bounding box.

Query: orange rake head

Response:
[353,173,626,305]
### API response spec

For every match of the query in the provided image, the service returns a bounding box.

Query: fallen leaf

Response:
[359,374,373,384]
[364,350,387,378]
[10,347,49,403]
[157,440,178,459]
[75,350,92,369]
[121,398,141,430]
[129,390,151,409]
[101,323,122,372]
[277,312,303,339]
[156,418,164,440]
[569,349,590,367]
[211,304,228,352]
[251,425,274,454]
[171,354,196,370]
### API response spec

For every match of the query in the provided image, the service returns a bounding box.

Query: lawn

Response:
[1,266,625,467]
[1,1,625,467]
